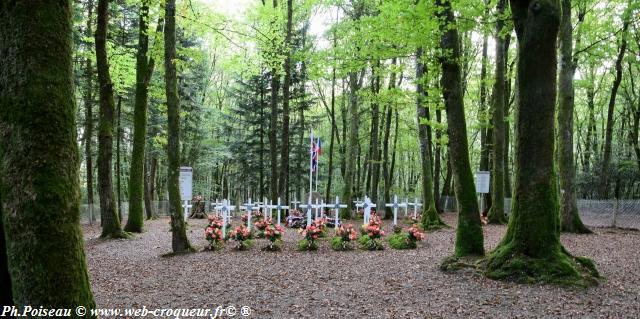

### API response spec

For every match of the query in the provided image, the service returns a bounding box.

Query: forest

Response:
[1,0,639,317]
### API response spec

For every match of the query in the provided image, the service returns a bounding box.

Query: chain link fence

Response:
[439,196,640,230]
[82,197,640,230]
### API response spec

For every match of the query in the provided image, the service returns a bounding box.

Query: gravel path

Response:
[83,213,640,318]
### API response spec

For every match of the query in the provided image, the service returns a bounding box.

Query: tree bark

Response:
[558,0,591,233]
[416,48,445,228]
[369,62,381,202]
[341,71,360,219]
[600,8,630,198]
[126,0,157,232]
[165,0,192,253]
[0,0,96,310]
[478,0,492,212]
[485,0,598,285]
[487,0,508,224]
[278,0,293,200]
[268,0,280,202]
[436,0,484,257]
[84,0,96,225]
[96,0,126,238]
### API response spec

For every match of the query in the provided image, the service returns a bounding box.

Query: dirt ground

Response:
[83,213,640,318]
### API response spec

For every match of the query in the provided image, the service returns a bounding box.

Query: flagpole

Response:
[315,137,319,192]
[309,129,314,200]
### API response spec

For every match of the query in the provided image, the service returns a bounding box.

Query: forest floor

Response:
[83,213,640,318]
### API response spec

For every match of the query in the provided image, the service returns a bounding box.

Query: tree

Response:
[165,0,193,253]
[416,48,446,229]
[557,0,591,233]
[436,0,484,257]
[484,0,598,285]
[126,0,159,233]
[487,0,508,224]
[84,0,96,226]
[600,2,630,199]
[0,0,96,310]
[278,0,294,201]
[96,0,128,238]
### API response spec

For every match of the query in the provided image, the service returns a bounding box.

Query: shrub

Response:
[229,225,253,251]
[331,224,358,251]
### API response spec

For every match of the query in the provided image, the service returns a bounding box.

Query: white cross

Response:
[299,196,314,227]
[182,200,192,220]
[356,196,376,224]
[291,198,301,210]
[386,195,408,225]
[210,199,222,211]
[242,198,255,230]
[408,197,423,219]
[329,196,348,228]
[314,198,323,220]
[214,199,236,238]
[266,197,289,226]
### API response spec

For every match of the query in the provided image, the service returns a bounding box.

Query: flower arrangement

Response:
[204,215,225,250]
[297,224,323,251]
[312,217,328,237]
[262,223,285,251]
[388,224,426,250]
[228,225,253,250]
[405,213,421,225]
[358,215,385,250]
[253,218,271,238]
[331,224,358,251]
[241,210,264,224]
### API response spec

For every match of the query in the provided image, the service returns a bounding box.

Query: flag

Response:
[311,138,319,172]
[316,137,322,156]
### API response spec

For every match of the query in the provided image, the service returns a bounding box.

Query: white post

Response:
[182,200,192,220]
[332,196,347,229]
[385,195,405,226]
[309,129,314,200]
[243,198,253,231]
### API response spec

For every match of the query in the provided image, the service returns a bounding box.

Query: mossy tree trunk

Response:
[487,0,508,225]
[436,0,484,257]
[96,0,127,238]
[0,0,96,311]
[0,191,11,306]
[485,0,598,286]
[558,0,591,233]
[165,0,193,253]
[126,0,158,233]
[416,48,446,229]
[478,0,492,214]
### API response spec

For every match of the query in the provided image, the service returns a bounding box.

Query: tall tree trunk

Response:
[325,38,338,204]
[126,0,158,232]
[478,0,492,212]
[436,0,483,257]
[165,0,192,253]
[341,71,360,219]
[278,0,293,200]
[84,0,96,225]
[600,8,630,198]
[504,34,513,198]
[268,0,279,202]
[416,48,446,228]
[116,96,122,222]
[558,0,590,233]
[0,0,96,309]
[96,0,126,238]
[370,62,382,202]
[487,0,508,224]
[433,108,442,211]
[485,0,598,285]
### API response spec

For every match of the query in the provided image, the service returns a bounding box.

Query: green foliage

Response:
[387,232,417,250]
[330,236,353,251]
[357,235,384,251]
[297,239,318,251]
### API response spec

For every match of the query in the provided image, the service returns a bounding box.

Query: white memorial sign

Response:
[475,171,491,194]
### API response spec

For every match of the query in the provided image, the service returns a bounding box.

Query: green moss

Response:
[440,255,482,272]
[421,205,448,230]
[388,233,417,250]
[483,241,599,287]
[487,206,507,224]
